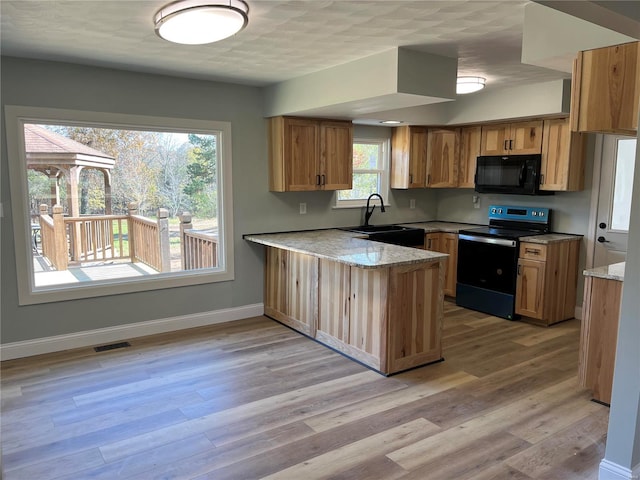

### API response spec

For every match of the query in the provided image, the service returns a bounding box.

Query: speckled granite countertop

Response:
[519,233,583,244]
[245,229,447,269]
[583,262,625,281]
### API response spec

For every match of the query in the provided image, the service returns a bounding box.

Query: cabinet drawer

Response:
[519,243,547,261]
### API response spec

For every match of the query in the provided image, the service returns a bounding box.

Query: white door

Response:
[593,136,636,267]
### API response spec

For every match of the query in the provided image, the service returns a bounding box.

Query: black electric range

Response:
[455,205,551,320]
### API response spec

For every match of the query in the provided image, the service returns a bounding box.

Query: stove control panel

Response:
[488,205,551,224]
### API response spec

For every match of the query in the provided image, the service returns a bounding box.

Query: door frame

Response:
[585,134,605,270]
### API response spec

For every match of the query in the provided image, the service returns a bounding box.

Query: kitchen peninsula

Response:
[245,229,448,375]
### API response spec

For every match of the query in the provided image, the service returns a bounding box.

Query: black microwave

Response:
[474,154,551,195]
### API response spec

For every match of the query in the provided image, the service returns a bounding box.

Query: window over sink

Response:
[335,138,389,208]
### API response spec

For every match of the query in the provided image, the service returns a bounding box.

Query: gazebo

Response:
[24,124,116,218]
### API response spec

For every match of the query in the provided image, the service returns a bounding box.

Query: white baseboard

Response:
[599,459,640,480]
[0,303,264,361]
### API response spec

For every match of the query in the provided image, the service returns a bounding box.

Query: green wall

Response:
[0,57,436,344]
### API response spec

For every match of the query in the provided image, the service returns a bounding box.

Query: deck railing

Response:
[38,203,170,272]
[129,205,171,272]
[38,204,68,271]
[179,212,218,270]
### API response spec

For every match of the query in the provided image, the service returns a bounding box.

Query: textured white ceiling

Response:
[1,0,569,90]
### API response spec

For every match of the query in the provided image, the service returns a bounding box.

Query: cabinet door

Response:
[391,126,427,188]
[408,127,428,188]
[515,258,545,320]
[509,121,543,154]
[284,118,320,191]
[441,233,458,297]
[541,117,586,191]
[425,232,441,251]
[458,126,481,188]
[571,41,639,135]
[480,124,510,155]
[320,121,353,190]
[427,129,459,187]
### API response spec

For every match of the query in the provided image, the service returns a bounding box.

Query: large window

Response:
[6,106,234,305]
[336,139,389,208]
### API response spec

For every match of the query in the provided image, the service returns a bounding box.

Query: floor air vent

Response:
[94,341,131,352]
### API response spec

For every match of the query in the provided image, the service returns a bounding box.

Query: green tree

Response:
[184,134,217,217]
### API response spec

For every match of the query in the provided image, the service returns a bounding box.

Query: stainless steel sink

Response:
[343,225,424,247]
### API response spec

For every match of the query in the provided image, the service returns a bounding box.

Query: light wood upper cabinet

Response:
[268,116,353,192]
[426,129,459,188]
[571,41,639,135]
[481,121,543,155]
[458,126,481,188]
[541,117,586,191]
[320,121,353,190]
[391,126,428,189]
[515,239,580,326]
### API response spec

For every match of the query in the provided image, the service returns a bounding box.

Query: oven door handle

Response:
[459,234,517,248]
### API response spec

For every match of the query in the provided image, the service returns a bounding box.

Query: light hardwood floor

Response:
[1,302,608,479]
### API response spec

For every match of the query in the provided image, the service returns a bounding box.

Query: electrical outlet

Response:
[409,199,416,210]
[299,203,307,214]
[472,195,480,209]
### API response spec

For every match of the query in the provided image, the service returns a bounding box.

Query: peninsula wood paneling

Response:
[579,276,623,404]
[286,252,318,336]
[264,247,318,336]
[318,259,350,343]
[264,247,288,315]
[386,261,444,373]
[349,266,389,370]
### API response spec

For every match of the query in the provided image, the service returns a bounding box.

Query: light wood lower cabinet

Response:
[515,240,580,326]
[425,232,458,297]
[266,247,444,375]
[579,276,623,405]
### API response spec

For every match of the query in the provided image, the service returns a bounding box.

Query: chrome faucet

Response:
[364,193,386,226]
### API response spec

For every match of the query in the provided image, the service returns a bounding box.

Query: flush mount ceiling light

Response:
[456,76,486,95]
[154,0,249,45]
[380,120,403,125]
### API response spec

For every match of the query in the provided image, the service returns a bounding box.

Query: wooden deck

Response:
[0,301,607,479]
[33,254,157,287]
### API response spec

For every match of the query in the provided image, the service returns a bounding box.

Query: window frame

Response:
[5,106,235,306]
[335,138,390,209]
